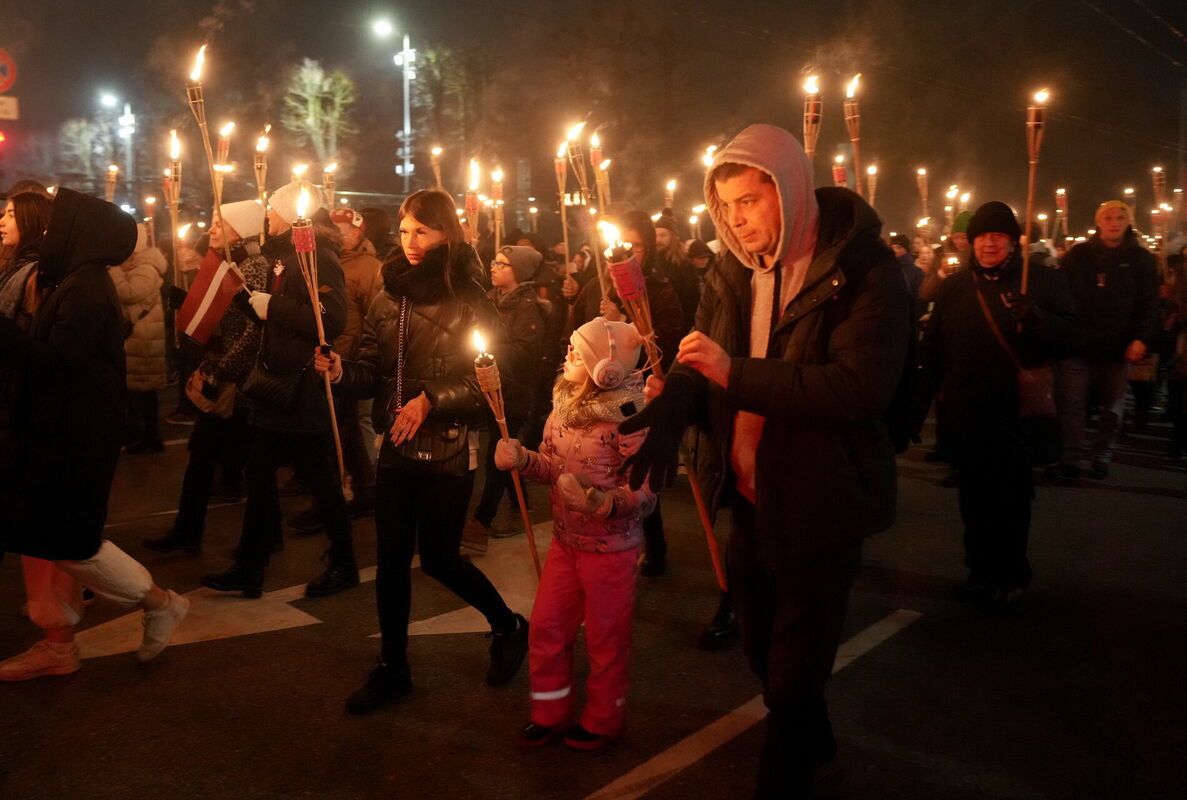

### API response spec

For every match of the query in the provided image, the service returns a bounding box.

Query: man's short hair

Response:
[710,162,773,185]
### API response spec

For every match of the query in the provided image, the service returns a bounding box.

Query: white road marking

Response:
[583,609,922,800]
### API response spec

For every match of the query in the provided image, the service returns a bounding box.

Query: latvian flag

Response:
[177,250,245,345]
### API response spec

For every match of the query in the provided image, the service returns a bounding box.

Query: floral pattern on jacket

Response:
[518,378,655,553]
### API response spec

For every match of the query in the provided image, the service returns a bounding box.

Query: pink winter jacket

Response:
[518,379,656,554]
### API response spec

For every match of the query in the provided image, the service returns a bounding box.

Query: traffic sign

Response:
[0,49,16,93]
[0,96,18,121]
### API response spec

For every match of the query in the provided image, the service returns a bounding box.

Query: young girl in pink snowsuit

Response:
[495,317,656,750]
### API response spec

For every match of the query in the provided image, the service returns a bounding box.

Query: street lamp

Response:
[118,102,136,203]
[374,21,417,195]
[99,92,118,109]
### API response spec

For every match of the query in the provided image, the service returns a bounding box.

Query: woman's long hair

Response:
[398,189,466,294]
[7,193,53,264]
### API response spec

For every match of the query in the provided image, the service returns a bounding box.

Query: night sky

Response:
[1,0,1185,236]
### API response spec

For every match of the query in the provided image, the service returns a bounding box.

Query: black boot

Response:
[142,529,201,555]
[698,592,739,651]
[487,613,529,686]
[305,552,360,597]
[201,564,264,598]
[345,662,413,715]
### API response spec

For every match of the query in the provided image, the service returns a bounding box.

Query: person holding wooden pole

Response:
[618,124,911,798]
[201,180,359,601]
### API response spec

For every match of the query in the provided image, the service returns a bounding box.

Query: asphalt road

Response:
[1,411,1184,799]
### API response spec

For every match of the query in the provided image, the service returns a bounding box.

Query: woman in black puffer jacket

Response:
[320,190,528,714]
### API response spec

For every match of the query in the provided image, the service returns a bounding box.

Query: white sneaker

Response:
[138,590,190,663]
[0,640,81,681]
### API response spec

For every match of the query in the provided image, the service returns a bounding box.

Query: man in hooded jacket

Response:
[0,188,189,679]
[620,125,911,797]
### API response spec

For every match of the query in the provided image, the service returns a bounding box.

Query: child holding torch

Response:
[494,316,656,751]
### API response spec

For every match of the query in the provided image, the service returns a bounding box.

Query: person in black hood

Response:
[920,201,1081,606]
[619,125,911,798]
[0,188,189,680]
[315,190,528,715]
[201,182,358,600]
[1051,200,1160,480]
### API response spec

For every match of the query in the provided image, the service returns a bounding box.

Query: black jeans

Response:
[473,416,525,527]
[727,495,861,799]
[128,389,162,447]
[954,450,1034,588]
[374,463,515,668]
[236,427,354,570]
[337,393,375,495]
[174,406,251,542]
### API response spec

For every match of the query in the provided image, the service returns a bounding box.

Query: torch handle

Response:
[488,396,542,579]
[322,371,347,489]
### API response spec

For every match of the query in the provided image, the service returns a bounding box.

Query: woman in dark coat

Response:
[317,190,528,714]
[0,188,188,681]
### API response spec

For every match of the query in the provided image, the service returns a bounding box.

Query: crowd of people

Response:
[1,119,1185,798]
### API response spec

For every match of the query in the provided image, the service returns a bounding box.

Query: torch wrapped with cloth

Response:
[473,330,543,579]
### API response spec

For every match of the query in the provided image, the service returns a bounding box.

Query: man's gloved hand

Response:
[248,291,272,320]
[1005,292,1039,325]
[557,473,613,519]
[618,369,699,491]
[494,438,528,471]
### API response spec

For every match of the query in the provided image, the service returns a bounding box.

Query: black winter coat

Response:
[246,230,346,434]
[1061,231,1160,362]
[684,188,912,564]
[339,243,505,465]
[920,250,1082,466]
[489,282,548,419]
[0,189,136,560]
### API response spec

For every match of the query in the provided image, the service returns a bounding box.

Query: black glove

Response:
[167,285,188,310]
[1005,292,1039,326]
[200,377,222,401]
[618,369,700,491]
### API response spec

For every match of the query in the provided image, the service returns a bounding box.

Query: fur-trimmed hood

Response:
[381,242,486,306]
[551,374,645,430]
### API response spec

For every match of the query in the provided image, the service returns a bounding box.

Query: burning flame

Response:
[946,187,959,200]
[292,163,308,179]
[665,179,677,192]
[491,169,504,184]
[566,122,587,141]
[917,168,927,176]
[556,143,567,160]
[469,159,481,192]
[178,223,193,238]
[917,217,930,228]
[163,169,172,178]
[834,155,845,164]
[108,164,119,174]
[804,75,820,95]
[431,146,443,156]
[599,159,611,171]
[693,204,707,213]
[1056,188,1066,196]
[213,164,233,174]
[324,162,338,174]
[1037,213,1048,220]
[145,196,156,205]
[169,129,180,160]
[256,135,269,152]
[529,206,538,214]
[471,329,488,355]
[1033,89,1050,105]
[960,192,971,204]
[1153,166,1164,173]
[189,45,206,82]
[845,74,861,99]
[867,165,878,176]
[689,215,699,226]
[597,220,621,248]
[296,188,310,219]
[219,122,235,138]
[590,132,600,148]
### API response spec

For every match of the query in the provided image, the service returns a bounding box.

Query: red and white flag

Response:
[176,251,245,345]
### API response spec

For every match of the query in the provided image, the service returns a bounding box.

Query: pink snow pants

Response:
[528,540,639,736]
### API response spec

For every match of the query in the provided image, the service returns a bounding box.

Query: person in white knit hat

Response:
[494,316,657,751]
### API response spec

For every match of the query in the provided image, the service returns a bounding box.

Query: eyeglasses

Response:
[491,260,513,270]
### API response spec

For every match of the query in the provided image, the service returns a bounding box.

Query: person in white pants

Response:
[1,543,189,680]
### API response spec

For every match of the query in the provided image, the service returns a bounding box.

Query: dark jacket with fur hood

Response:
[0,188,136,559]
[339,242,505,468]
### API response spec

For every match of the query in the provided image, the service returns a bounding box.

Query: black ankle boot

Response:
[305,554,360,598]
[699,592,739,651]
[346,663,412,715]
[142,529,201,555]
[201,564,264,598]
